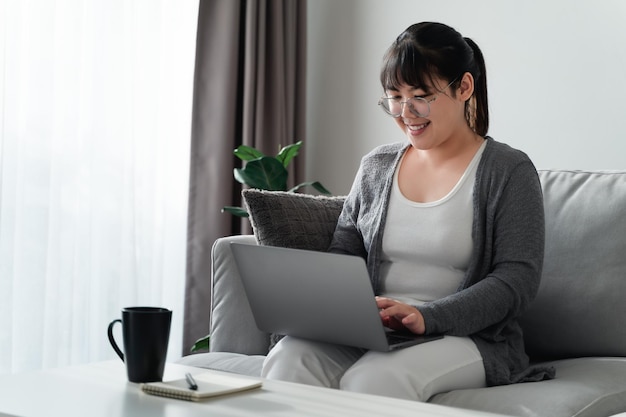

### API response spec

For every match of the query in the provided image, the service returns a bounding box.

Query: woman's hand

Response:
[376,296,426,335]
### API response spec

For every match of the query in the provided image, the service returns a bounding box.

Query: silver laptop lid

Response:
[230,242,393,351]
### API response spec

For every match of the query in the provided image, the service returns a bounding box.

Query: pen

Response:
[185,372,198,391]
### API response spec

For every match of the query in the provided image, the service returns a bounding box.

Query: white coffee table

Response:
[0,360,505,417]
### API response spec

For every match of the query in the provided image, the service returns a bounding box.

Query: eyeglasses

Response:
[378,79,457,118]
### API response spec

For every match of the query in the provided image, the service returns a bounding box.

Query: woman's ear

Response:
[457,72,475,101]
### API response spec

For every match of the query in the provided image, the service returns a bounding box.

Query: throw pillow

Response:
[242,189,346,350]
[242,189,345,252]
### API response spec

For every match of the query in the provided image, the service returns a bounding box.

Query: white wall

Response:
[306,0,626,195]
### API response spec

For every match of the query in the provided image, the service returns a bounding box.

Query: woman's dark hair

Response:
[380,22,489,136]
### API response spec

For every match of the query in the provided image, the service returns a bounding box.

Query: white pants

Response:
[261,335,486,402]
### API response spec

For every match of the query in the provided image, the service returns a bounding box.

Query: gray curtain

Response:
[183,0,307,354]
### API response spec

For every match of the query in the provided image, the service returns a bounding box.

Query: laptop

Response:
[230,242,443,352]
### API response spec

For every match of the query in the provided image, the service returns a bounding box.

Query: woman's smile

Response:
[405,121,430,135]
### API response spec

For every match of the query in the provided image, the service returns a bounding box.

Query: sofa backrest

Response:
[210,170,626,360]
[238,170,626,360]
[521,170,626,360]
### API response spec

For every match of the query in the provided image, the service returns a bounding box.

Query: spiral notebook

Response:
[141,372,262,401]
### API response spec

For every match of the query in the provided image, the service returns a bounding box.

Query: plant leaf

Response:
[222,206,249,217]
[310,181,331,195]
[234,145,264,161]
[190,335,210,353]
[276,141,302,168]
[288,181,331,195]
[234,157,288,190]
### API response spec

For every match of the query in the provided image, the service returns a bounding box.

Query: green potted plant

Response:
[222,140,330,217]
[190,140,330,353]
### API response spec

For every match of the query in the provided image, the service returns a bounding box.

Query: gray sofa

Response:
[178,169,626,417]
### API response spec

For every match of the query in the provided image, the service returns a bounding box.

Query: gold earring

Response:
[465,97,477,132]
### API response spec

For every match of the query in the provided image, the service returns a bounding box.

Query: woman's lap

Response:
[261,337,366,388]
[261,335,486,401]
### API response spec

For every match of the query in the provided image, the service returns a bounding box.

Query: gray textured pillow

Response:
[242,189,345,252]
[242,189,346,349]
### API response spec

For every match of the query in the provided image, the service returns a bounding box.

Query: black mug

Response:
[107,307,172,383]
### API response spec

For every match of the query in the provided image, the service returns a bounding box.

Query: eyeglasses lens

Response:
[380,98,429,117]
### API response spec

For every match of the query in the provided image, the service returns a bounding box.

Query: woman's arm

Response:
[328,174,368,259]
[418,160,545,336]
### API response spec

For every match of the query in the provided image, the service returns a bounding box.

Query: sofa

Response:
[178,169,626,417]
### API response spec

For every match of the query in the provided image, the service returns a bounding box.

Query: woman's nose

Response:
[400,100,414,118]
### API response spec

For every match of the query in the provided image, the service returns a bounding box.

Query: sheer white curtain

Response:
[0,0,198,374]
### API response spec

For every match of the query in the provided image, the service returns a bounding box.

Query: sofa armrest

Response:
[209,235,270,355]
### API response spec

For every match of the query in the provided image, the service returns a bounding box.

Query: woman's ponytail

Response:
[463,37,489,136]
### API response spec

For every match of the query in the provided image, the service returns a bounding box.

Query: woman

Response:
[262,22,554,401]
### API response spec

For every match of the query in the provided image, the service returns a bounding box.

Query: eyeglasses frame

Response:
[378,78,458,118]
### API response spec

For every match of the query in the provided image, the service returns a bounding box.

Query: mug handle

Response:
[107,319,124,361]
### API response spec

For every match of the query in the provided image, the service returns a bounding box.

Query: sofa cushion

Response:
[242,189,345,252]
[430,357,626,417]
[521,170,626,359]
[176,352,264,376]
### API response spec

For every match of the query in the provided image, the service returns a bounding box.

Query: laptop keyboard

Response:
[386,333,414,345]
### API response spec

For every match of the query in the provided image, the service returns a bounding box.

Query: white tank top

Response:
[380,141,486,305]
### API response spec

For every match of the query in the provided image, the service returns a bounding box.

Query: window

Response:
[0,0,199,373]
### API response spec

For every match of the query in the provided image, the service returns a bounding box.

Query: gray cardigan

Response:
[329,137,555,386]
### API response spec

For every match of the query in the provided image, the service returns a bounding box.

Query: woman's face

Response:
[385,75,471,151]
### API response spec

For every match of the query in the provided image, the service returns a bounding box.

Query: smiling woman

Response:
[0,0,199,373]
